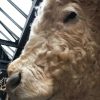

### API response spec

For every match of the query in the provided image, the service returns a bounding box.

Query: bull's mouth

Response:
[6,72,21,93]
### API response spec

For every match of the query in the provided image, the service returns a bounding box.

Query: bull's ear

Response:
[6,72,21,92]
[63,11,77,23]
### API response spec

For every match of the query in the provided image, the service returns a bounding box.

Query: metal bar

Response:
[0,21,19,40]
[13,0,42,59]
[8,47,15,53]
[1,46,15,54]
[0,31,11,41]
[0,45,10,66]
[1,8,23,31]
[0,31,15,53]
[4,51,13,59]
[0,60,10,64]
[1,47,13,59]
[7,0,28,18]
[0,39,17,47]
[0,69,7,72]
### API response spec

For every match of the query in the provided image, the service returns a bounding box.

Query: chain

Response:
[0,70,7,92]
[0,77,7,91]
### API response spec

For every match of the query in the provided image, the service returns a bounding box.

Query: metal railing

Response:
[0,0,42,99]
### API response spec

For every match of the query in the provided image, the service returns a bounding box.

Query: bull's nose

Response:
[6,72,21,92]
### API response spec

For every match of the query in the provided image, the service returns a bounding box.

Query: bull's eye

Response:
[63,11,77,23]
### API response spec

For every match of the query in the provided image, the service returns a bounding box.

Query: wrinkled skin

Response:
[6,0,100,100]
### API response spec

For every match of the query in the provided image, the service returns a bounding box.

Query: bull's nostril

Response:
[6,72,21,92]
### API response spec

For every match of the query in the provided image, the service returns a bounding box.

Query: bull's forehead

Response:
[43,0,77,6]
[42,0,81,12]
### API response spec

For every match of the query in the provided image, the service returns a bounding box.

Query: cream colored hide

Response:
[6,0,100,100]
